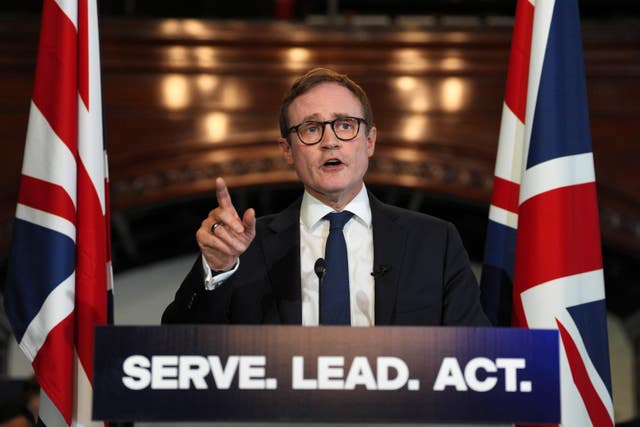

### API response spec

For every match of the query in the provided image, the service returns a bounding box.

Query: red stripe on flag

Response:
[75,161,108,384]
[512,286,527,328]
[78,0,89,109]
[32,313,75,425]
[556,319,614,427]
[491,176,520,213]
[18,175,76,225]
[32,0,78,154]
[504,0,534,123]
[514,183,602,293]
[105,175,112,265]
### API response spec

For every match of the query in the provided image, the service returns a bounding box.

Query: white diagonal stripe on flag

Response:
[494,104,526,184]
[16,204,76,242]
[54,0,78,28]
[23,104,78,207]
[19,272,75,361]
[488,204,518,229]
[519,152,596,204]
[520,269,605,328]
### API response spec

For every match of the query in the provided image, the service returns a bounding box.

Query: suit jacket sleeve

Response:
[161,214,281,324]
[161,256,235,324]
[441,222,490,326]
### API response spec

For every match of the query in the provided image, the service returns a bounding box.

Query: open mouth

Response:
[324,159,343,166]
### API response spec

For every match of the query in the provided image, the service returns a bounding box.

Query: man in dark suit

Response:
[163,68,489,326]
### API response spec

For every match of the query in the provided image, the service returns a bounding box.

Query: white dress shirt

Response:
[202,185,375,326]
[299,185,375,326]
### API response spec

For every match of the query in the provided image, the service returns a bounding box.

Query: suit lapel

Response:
[260,194,406,325]
[262,198,302,324]
[370,195,406,325]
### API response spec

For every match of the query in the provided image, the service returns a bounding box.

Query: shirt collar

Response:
[300,185,372,231]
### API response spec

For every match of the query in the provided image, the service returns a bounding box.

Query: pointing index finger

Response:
[215,177,244,233]
[215,177,235,210]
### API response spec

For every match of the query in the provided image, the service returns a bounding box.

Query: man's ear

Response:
[278,137,294,165]
[366,126,377,157]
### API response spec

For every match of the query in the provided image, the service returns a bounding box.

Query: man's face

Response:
[279,82,376,209]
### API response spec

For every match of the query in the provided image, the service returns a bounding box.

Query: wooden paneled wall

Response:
[0,17,638,257]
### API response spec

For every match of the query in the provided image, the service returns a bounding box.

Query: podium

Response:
[93,326,559,424]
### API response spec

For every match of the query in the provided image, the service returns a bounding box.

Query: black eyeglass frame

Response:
[286,116,367,146]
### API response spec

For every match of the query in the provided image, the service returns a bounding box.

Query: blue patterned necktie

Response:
[320,211,354,325]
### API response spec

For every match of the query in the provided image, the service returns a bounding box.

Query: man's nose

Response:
[319,122,340,147]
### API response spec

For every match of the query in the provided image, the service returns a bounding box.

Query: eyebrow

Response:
[298,113,354,123]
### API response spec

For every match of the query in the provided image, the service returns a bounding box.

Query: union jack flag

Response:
[480,0,614,425]
[4,0,113,426]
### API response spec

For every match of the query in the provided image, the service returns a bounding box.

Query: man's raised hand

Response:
[196,177,256,272]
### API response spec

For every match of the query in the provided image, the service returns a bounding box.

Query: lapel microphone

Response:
[314,258,326,284]
[371,264,391,278]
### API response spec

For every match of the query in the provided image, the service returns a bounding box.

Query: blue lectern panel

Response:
[93,326,559,423]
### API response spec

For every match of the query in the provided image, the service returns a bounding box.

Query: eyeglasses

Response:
[286,117,366,145]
